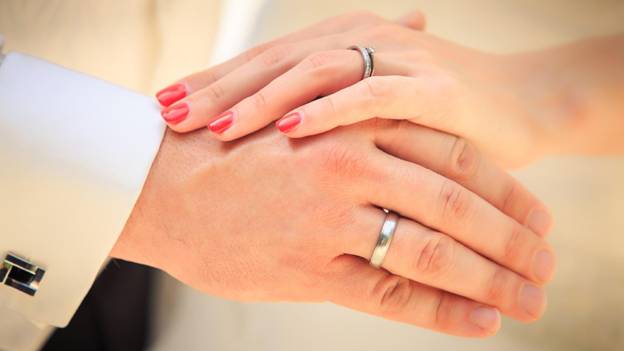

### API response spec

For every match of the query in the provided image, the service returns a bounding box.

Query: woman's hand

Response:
[112,120,555,338]
[155,10,425,106]
[157,11,624,168]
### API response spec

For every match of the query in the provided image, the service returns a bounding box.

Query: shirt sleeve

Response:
[0,52,165,327]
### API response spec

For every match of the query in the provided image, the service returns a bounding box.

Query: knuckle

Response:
[257,44,294,68]
[414,234,456,277]
[250,90,269,110]
[500,181,519,214]
[448,136,480,181]
[503,224,525,265]
[485,267,512,306]
[373,119,411,154]
[373,274,414,315]
[360,77,390,102]
[437,180,473,224]
[204,83,225,102]
[432,291,453,330]
[316,95,338,116]
[298,51,339,72]
[241,43,272,63]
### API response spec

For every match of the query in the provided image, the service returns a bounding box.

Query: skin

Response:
[138,11,568,337]
[159,13,624,168]
[111,120,555,338]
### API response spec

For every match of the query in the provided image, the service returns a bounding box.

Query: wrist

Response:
[110,129,221,268]
[110,157,162,267]
[502,50,579,158]
[507,36,624,157]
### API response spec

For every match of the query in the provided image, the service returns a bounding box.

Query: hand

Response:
[159,13,624,168]
[155,10,425,107]
[111,120,555,337]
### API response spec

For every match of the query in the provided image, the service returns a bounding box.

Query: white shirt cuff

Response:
[0,52,165,326]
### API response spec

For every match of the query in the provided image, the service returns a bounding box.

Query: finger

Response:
[155,11,382,106]
[395,10,427,30]
[374,122,553,237]
[171,33,415,133]
[162,35,347,133]
[271,66,554,236]
[155,10,423,107]
[208,50,369,140]
[355,149,555,286]
[276,75,443,138]
[342,207,546,322]
[324,255,501,337]
[205,49,414,140]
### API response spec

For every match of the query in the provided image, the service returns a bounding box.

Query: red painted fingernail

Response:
[156,83,187,107]
[276,112,302,133]
[209,111,234,134]
[161,103,189,125]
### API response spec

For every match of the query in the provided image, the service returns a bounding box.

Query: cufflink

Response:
[0,253,45,296]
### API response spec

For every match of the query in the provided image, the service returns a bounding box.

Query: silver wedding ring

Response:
[348,45,375,80]
[369,210,399,268]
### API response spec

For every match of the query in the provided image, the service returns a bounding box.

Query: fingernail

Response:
[469,307,501,331]
[519,284,546,318]
[156,83,187,107]
[209,111,234,134]
[532,249,555,282]
[527,209,552,236]
[276,112,302,133]
[161,103,189,125]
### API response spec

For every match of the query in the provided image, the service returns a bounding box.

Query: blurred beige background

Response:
[1,0,623,350]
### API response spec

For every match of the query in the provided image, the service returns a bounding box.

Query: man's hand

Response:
[110,120,554,338]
